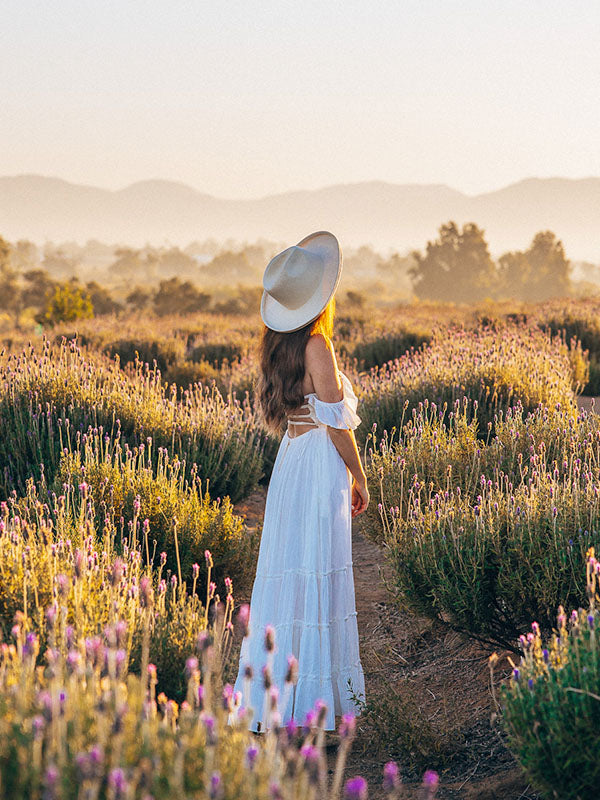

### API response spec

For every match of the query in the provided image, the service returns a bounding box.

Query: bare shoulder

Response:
[305,332,334,364]
[305,333,342,401]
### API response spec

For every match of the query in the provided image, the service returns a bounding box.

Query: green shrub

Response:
[51,427,257,593]
[165,359,221,390]
[106,337,186,372]
[0,339,266,503]
[38,281,94,326]
[347,677,460,771]
[0,498,401,799]
[365,403,600,649]
[349,329,431,371]
[357,325,581,441]
[190,341,246,366]
[497,550,600,799]
[0,488,214,702]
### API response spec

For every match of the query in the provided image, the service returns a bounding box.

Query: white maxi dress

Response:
[233,371,366,732]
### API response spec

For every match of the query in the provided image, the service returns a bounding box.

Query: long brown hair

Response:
[259,298,336,431]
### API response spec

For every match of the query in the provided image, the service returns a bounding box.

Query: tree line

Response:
[0,223,578,327]
[409,222,571,303]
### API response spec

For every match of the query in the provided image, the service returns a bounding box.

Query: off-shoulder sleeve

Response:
[306,372,362,430]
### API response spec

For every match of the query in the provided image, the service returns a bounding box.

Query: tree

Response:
[0,236,56,328]
[201,250,257,282]
[156,247,196,277]
[38,281,94,326]
[153,278,211,316]
[526,231,570,299]
[22,269,57,314]
[498,230,570,301]
[108,248,145,281]
[126,286,152,311]
[9,239,38,272]
[0,236,23,328]
[410,222,497,303]
[85,281,123,315]
[42,246,78,280]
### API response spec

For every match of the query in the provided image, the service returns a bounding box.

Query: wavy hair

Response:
[259,298,335,431]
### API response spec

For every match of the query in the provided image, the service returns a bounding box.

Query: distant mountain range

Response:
[1,174,599,260]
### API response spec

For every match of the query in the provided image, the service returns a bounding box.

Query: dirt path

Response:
[233,489,539,799]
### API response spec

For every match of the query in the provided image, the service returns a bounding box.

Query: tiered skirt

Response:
[233,423,365,731]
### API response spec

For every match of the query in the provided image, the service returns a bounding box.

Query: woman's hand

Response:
[351,479,369,518]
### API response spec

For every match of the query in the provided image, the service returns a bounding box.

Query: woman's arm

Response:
[305,334,369,516]
[327,427,369,517]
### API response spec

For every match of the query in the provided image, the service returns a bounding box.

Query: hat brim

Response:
[260,231,342,333]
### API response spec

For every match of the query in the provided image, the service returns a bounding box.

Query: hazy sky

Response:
[2,0,599,199]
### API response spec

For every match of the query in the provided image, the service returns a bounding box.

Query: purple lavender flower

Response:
[202,714,217,745]
[108,768,127,798]
[237,604,250,638]
[246,744,259,769]
[344,776,368,799]
[285,717,298,742]
[264,624,275,652]
[185,657,199,677]
[262,664,272,690]
[302,709,317,734]
[314,698,327,728]
[422,770,439,793]
[110,558,124,587]
[383,761,401,791]
[44,764,59,795]
[338,713,356,740]
[269,782,284,800]
[285,655,298,684]
[55,573,69,599]
[301,744,321,785]
[209,771,223,799]
[222,684,234,712]
[139,576,153,609]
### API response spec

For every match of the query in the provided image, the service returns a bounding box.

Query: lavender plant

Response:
[0,497,436,798]
[50,426,256,592]
[357,324,583,441]
[364,401,600,648]
[495,549,600,799]
[0,338,266,502]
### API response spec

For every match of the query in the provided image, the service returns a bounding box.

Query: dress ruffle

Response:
[305,371,362,430]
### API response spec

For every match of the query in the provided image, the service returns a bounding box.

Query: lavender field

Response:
[1,297,599,798]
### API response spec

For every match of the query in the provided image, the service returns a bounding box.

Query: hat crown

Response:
[263,245,324,310]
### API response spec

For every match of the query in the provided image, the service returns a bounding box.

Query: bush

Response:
[106,337,186,372]
[497,550,600,799]
[52,427,257,594]
[0,338,266,503]
[0,488,213,701]
[190,341,246,367]
[364,402,600,649]
[539,305,600,396]
[38,281,94,326]
[357,325,581,441]
[0,497,416,799]
[349,329,431,371]
[165,356,258,403]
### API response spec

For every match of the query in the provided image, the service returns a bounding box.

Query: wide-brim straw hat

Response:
[260,230,342,332]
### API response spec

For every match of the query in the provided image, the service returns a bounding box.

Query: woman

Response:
[233,230,368,732]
